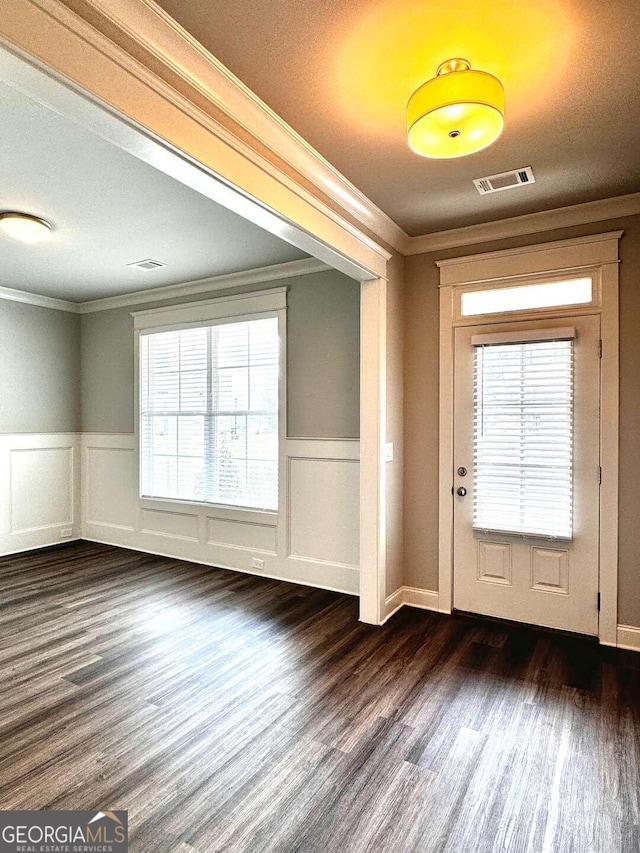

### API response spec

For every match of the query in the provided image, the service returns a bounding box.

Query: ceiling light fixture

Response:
[0,212,52,243]
[407,58,505,159]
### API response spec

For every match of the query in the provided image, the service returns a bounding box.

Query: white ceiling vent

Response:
[127,259,166,271]
[473,166,535,195]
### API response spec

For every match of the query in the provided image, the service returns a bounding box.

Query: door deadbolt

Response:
[457,466,467,477]
[456,486,467,497]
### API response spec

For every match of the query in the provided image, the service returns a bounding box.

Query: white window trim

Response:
[437,231,621,646]
[132,287,287,525]
[132,287,287,330]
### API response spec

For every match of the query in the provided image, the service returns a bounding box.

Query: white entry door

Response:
[453,315,601,635]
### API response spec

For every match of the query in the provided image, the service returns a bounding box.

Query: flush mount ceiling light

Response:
[0,212,52,243]
[407,58,505,159]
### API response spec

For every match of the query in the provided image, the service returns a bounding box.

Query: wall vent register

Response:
[128,258,166,271]
[473,166,535,195]
[472,329,575,539]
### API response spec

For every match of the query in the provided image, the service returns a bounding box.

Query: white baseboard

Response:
[616,625,640,652]
[0,538,82,558]
[82,536,358,596]
[403,586,442,612]
[381,587,405,623]
[383,590,640,654]
[383,585,442,622]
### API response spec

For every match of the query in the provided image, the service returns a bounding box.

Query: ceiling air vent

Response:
[127,259,166,271]
[473,166,535,195]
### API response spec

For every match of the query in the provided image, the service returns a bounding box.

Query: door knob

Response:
[456,486,467,497]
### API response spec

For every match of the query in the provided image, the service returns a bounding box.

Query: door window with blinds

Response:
[472,329,575,539]
[139,305,281,512]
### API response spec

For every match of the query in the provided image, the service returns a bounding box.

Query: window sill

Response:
[139,496,278,527]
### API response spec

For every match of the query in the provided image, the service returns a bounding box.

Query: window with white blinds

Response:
[473,335,574,538]
[140,314,280,511]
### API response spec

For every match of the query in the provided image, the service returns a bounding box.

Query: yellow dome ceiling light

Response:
[0,212,52,243]
[407,58,505,159]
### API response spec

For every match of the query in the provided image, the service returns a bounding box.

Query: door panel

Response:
[453,315,600,635]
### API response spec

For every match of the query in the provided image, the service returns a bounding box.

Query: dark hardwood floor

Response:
[1,541,639,852]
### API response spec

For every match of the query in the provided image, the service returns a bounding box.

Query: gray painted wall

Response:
[0,300,80,433]
[81,269,360,438]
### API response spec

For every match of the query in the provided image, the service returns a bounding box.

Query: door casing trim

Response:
[438,231,622,645]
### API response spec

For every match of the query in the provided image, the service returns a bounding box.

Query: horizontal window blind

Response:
[473,337,574,538]
[140,315,279,511]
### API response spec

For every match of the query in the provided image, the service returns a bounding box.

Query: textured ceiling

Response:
[0,83,306,302]
[156,0,640,236]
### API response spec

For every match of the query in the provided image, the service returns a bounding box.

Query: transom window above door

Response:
[459,276,594,319]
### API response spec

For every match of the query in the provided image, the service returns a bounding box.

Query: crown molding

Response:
[62,0,408,255]
[0,259,329,315]
[0,284,79,313]
[406,192,640,255]
[78,258,330,313]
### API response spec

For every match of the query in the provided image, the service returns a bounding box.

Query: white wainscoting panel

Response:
[0,434,81,555]
[84,438,136,531]
[81,434,359,594]
[141,508,199,541]
[11,447,73,533]
[206,518,276,553]
[288,456,359,567]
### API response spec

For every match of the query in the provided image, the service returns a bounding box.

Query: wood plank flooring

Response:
[1,541,639,852]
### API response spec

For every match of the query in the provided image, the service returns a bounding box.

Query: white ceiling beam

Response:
[83,0,409,255]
